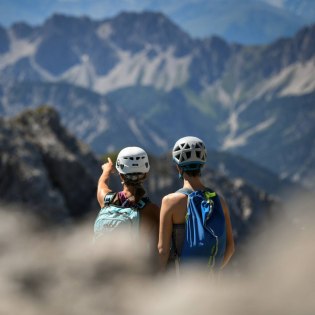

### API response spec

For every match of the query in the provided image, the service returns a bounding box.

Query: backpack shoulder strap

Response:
[104,192,116,207]
[176,188,193,196]
[135,196,150,210]
[177,187,217,200]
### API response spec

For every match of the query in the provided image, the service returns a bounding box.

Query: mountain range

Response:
[1,0,315,44]
[0,12,314,190]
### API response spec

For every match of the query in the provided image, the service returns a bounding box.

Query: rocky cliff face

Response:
[0,106,100,223]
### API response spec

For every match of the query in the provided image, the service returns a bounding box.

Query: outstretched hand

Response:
[102,157,115,174]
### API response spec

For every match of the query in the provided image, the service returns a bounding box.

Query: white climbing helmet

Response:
[172,136,207,167]
[116,147,150,174]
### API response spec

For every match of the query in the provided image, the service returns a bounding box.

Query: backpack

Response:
[94,192,149,239]
[177,188,227,269]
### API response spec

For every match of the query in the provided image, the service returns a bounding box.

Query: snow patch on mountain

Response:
[257,58,315,98]
[0,27,192,94]
[61,54,96,89]
[0,30,37,70]
[279,58,315,96]
[92,46,191,94]
[222,116,276,149]
[147,129,168,151]
[127,117,147,145]
[85,119,109,143]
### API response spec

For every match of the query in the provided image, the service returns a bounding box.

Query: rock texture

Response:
[0,106,100,222]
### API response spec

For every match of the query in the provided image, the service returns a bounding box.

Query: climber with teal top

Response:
[158,136,234,272]
[95,146,159,254]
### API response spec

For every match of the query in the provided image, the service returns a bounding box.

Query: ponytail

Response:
[121,173,147,203]
[133,182,146,203]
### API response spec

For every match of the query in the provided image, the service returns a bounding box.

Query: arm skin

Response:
[97,157,115,208]
[141,203,161,261]
[220,197,235,269]
[157,193,179,271]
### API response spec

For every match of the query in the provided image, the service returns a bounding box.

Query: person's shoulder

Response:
[162,191,187,207]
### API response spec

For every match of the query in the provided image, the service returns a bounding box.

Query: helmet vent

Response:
[172,136,207,166]
[116,147,150,174]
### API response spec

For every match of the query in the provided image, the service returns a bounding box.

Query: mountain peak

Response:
[42,13,94,35]
[108,11,192,55]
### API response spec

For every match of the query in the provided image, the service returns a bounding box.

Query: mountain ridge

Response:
[0,12,314,190]
[1,0,313,44]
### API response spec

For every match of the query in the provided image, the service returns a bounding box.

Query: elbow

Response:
[157,244,168,257]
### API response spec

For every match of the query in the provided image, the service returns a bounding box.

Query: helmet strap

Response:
[178,170,184,180]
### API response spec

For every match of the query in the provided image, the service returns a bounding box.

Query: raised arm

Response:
[220,197,235,269]
[97,157,115,208]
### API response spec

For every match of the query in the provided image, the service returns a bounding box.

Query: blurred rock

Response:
[0,106,100,223]
[0,194,314,315]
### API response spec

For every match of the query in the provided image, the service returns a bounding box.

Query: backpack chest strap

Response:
[104,192,116,206]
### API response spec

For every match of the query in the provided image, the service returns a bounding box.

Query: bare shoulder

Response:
[161,191,187,211]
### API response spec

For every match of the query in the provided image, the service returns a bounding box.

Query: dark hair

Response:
[180,164,203,177]
[122,174,147,203]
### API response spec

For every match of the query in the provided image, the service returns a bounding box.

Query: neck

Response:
[182,175,205,191]
[122,185,135,195]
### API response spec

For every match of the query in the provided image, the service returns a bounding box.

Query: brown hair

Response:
[121,174,147,203]
[180,164,203,177]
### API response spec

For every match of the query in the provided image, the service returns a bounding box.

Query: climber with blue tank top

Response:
[96,147,160,254]
[158,136,234,272]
